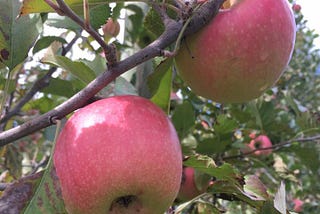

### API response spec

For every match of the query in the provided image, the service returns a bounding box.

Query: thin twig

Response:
[223,134,320,160]
[83,0,90,30]
[29,155,50,175]
[55,0,117,66]
[44,0,64,15]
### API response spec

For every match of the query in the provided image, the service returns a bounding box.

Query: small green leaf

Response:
[114,76,138,96]
[181,134,197,155]
[41,77,76,97]
[196,137,227,155]
[214,114,238,135]
[45,14,81,30]
[0,75,15,93]
[33,36,67,54]
[125,4,144,43]
[20,0,109,15]
[291,144,320,175]
[184,156,241,183]
[260,200,281,214]
[0,0,42,70]
[42,55,96,84]
[147,58,172,95]
[23,167,66,214]
[24,96,56,114]
[148,58,173,113]
[90,4,111,30]
[144,8,165,37]
[244,175,269,200]
[80,55,107,76]
[172,101,195,139]
[194,169,211,192]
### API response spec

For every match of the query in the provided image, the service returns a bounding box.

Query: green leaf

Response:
[214,114,238,135]
[244,175,269,200]
[184,156,241,183]
[114,76,138,96]
[22,167,66,214]
[0,75,15,93]
[258,101,277,128]
[291,144,320,174]
[194,169,211,192]
[144,8,165,37]
[33,36,67,54]
[89,4,111,30]
[42,55,96,84]
[172,101,195,139]
[0,122,66,214]
[248,101,264,130]
[0,0,42,70]
[41,77,77,97]
[45,13,81,30]
[196,137,227,155]
[80,55,107,76]
[125,4,144,43]
[23,96,56,114]
[20,0,108,15]
[181,134,197,155]
[260,200,281,214]
[148,58,173,113]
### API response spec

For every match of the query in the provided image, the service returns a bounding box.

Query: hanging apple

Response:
[175,0,296,103]
[53,95,182,214]
[248,134,273,156]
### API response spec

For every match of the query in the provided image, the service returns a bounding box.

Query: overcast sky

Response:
[297,0,320,47]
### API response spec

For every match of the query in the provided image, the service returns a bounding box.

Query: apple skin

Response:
[177,167,210,201]
[248,135,272,156]
[175,0,296,103]
[53,95,182,214]
[293,198,303,212]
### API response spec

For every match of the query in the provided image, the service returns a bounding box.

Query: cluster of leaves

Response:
[0,0,319,213]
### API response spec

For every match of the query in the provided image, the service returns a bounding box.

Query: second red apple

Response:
[175,0,296,103]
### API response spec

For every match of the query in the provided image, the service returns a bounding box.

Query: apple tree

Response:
[0,0,319,213]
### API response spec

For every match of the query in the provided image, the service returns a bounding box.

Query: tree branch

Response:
[55,0,118,66]
[223,134,320,160]
[0,0,224,146]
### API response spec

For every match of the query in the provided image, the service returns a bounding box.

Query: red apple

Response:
[292,4,301,13]
[293,198,303,212]
[248,135,272,156]
[175,0,296,103]
[248,131,256,139]
[53,95,182,214]
[177,167,211,201]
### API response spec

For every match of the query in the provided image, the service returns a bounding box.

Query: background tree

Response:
[0,0,319,213]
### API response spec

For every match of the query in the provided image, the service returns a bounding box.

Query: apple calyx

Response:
[248,135,273,156]
[109,195,142,213]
